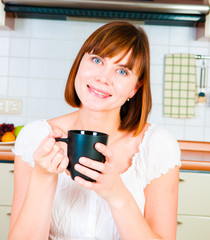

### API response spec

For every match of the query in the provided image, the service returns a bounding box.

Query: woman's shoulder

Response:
[16,119,52,139]
[13,119,52,166]
[142,124,180,152]
[137,124,181,185]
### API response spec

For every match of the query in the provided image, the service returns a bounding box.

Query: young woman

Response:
[9,21,181,240]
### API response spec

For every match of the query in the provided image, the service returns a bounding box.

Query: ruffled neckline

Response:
[120,123,157,177]
[43,119,157,177]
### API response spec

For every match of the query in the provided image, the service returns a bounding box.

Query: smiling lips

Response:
[87,85,111,99]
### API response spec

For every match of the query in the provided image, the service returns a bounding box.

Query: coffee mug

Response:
[55,130,108,182]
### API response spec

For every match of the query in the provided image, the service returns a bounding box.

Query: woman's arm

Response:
[108,166,179,240]
[74,143,179,240]
[9,156,32,232]
[144,166,179,240]
[9,156,58,240]
[8,133,69,240]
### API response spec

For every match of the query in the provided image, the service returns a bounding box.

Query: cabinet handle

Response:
[177,221,183,225]
[179,178,184,182]
[9,170,14,173]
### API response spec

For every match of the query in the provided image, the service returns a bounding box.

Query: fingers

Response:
[74,176,94,189]
[33,132,68,175]
[74,162,101,182]
[50,147,65,169]
[74,156,108,185]
[79,157,105,172]
[57,156,69,173]
[95,143,112,161]
[74,144,112,185]
[35,132,63,158]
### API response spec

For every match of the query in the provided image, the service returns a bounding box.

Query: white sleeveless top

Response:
[13,120,181,240]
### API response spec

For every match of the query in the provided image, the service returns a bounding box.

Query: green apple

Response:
[14,125,24,137]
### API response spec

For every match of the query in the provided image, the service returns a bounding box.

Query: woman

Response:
[9,21,181,240]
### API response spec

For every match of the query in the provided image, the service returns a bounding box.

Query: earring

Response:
[127,98,130,102]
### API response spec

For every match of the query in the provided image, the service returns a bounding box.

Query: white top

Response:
[13,120,181,240]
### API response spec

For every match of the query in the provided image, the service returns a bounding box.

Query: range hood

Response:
[2,0,210,26]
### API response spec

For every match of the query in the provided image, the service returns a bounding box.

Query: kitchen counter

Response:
[0,141,210,171]
[0,150,15,161]
[178,140,210,171]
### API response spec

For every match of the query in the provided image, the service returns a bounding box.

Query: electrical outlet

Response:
[0,99,6,113]
[0,98,22,114]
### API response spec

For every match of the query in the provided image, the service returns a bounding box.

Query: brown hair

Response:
[65,21,152,136]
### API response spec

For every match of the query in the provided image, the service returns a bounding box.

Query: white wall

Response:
[0,18,209,141]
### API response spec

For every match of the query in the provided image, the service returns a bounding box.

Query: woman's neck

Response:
[74,107,123,142]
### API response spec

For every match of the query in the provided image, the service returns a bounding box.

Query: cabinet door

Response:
[177,215,210,240]
[0,206,11,240]
[178,172,210,216]
[0,163,14,205]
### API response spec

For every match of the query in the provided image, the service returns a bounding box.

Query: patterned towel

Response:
[163,53,197,118]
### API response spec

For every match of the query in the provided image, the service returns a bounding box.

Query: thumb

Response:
[95,143,112,161]
[48,132,63,139]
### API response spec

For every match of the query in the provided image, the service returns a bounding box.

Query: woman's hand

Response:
[33,132,69,176]
[74,143,126,205]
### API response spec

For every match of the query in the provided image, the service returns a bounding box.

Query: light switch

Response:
[0,98,22,114]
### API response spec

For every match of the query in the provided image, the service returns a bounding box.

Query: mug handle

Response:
[55,138,69,143]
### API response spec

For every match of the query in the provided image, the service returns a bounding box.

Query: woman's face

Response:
[74,50,140,112]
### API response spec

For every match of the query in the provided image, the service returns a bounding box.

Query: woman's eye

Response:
[118,69,127,76]
[93,57,102,64]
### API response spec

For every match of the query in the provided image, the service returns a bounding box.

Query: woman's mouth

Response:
[87,85,111,99]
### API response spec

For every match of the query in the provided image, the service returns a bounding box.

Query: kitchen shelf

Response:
[178,140,210,152]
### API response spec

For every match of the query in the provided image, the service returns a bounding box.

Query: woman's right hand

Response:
[33,132,69,176]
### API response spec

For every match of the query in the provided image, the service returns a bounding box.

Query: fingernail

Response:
[79,157,86,164]
[74,164,80,170]
[60,159,67,168]
[74,176,82,183]
[60,163,66,169]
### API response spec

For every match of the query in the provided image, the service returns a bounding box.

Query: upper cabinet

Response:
[196,12,210,40]
[0,1,14,30]
[1,0,210,28]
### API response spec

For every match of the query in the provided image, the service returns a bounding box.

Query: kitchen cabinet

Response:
[177,171,210,240]
[196,13,210,40]
[0,162,14,240]
[0,1,14,30]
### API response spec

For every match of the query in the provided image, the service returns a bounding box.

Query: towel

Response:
[163,53,197,118]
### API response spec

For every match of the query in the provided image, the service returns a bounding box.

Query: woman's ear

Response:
[129,80,143,99]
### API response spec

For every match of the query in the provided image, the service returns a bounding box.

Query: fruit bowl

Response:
[0,141,15,145]
[0,141,15,150]
[0,123,24,143]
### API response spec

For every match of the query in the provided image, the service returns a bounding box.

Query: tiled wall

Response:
[0,18,209,141]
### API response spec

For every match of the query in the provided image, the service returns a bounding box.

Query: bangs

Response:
[84,24,143,76]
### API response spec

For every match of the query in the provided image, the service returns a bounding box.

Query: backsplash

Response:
[0,18,209,141]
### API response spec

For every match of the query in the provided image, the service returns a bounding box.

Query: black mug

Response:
[55,130,108,182]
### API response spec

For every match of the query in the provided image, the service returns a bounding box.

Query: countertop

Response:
[178,140,210,171]
[0,150,14,161]
[0,141,210,171]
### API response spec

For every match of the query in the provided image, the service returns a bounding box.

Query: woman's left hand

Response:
[74,142,126,204]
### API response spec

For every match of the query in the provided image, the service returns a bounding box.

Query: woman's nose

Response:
[98,68,113,85]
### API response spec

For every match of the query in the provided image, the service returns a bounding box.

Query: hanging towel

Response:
[163,53,197,118]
